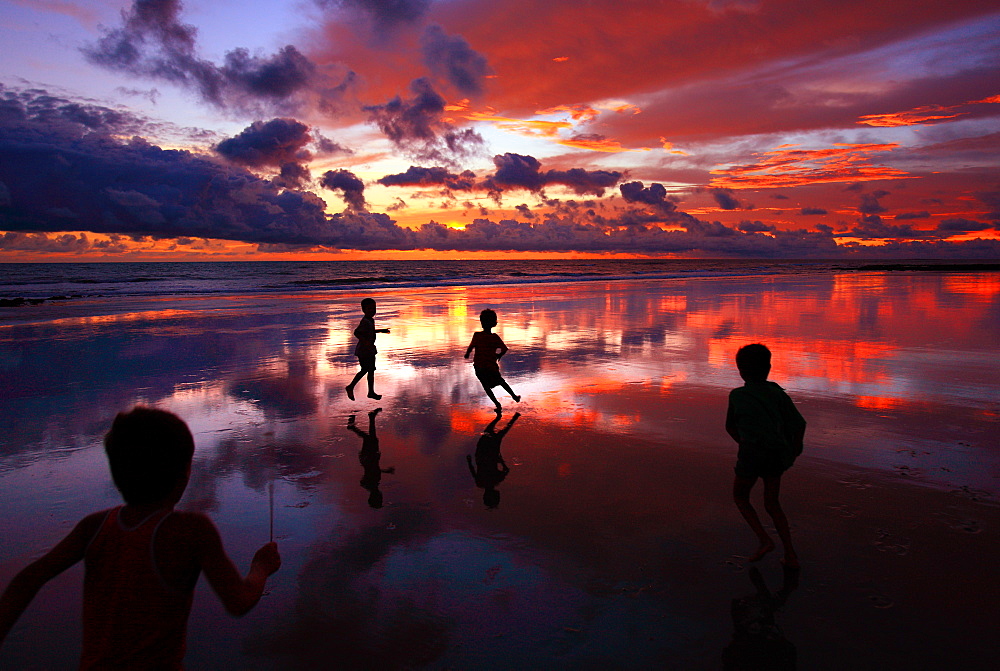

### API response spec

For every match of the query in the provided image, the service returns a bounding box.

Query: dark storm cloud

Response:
[320,169,367,210]
[215,118,312,167]
[619,181,675,210]
[483,153,622,198]
[937,218,992,233]
[376,165,476,190]
[800,207,828,215]
[377,155,621,199]
[738,220,775,232]
[0,88,337,244]
[894,211,929,220]
[843,216,928,239]
[711,187,744,210]
[977,189,1000,220]
[365,78,485,165]
[316,0,432,32]
[83,0,326,115]
[277,162,312,189]
[420,25,492,96]
[858,190,890,215]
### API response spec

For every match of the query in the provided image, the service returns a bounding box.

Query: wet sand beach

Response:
[1,270,998,669]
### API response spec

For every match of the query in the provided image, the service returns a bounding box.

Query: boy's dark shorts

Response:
[734,446,788,480]
[474,366,504,389]
[357,354,376,371]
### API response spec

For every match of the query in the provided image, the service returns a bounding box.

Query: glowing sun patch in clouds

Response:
[710,143,916,189]
[857,94,1000,127]
[455,101,651,153]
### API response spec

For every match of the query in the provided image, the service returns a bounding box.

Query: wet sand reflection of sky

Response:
[0,271,998,668]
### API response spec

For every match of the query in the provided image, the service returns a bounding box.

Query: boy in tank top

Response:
[0,407,281,669]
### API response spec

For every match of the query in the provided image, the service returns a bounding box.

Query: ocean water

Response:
[2,258,993,301]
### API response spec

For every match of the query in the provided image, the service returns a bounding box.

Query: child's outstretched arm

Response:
[190,514,280,617]
[0,512,104,646]
[464,337,475,359]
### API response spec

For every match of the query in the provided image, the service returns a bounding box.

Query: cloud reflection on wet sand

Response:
[0,271,998,668]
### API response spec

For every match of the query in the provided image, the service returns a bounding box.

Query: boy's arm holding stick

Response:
[187,514,280,617]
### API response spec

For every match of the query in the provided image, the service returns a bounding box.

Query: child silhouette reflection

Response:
[467,412,520,509]
[723,566,799,670]
[347,409,394,509]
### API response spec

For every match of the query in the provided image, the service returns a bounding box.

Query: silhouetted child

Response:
[346,297,390,401]
[0,407,281,668]
[726,344,806,568]
[467,411,520,508]
[347,409,395,509]
[465,308,520,411]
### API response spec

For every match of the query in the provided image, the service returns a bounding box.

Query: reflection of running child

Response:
[727,344,806,569]
[347,409,394,509]
[464,309,521,411]
[0,407,281,668]
[346,298,389,401]
[467,412,520,508]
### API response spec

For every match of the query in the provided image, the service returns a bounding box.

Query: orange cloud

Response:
[536,104,601,122]
[555,136,650,153]
[464,110,572,137]
[858,105,966,127]
[710,143,916,189]
[659,137,688,155]
[858,95,1000,127]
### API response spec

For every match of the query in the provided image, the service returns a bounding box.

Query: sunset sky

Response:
[1,0,998,260]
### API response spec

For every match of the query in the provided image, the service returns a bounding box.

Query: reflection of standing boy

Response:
[464,309,521,411]
[346,298,389,401]
[348,409,394,509]
[467,412,520,508]
[726,344,805,569]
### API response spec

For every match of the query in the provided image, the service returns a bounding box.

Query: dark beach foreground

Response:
[1,269,997,668]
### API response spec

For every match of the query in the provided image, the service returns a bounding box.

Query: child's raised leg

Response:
[762,475,798,569]
[733,475,775,562]
[498,380,520,403]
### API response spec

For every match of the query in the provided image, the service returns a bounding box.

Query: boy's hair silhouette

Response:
[0,407,280,668]
[727,344,806,569]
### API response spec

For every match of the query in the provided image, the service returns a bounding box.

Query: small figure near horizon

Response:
[348,408,395,509]
[727,344,806,569]
[467,411,520,508]
[0,407,281,668]
[465,308,521,411]
[346,297,390,402]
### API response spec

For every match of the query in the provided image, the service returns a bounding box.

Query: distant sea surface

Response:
[1,258,995,301]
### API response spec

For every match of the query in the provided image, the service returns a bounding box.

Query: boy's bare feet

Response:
[512,394,521,402]
[346,386,355,401]
[748,540,776,562]
[368,392,382,400]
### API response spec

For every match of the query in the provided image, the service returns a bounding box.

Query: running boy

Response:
[0,407,281,668]
[726,344,806,568]
[465,308,520,411]
[346,297,390,401]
